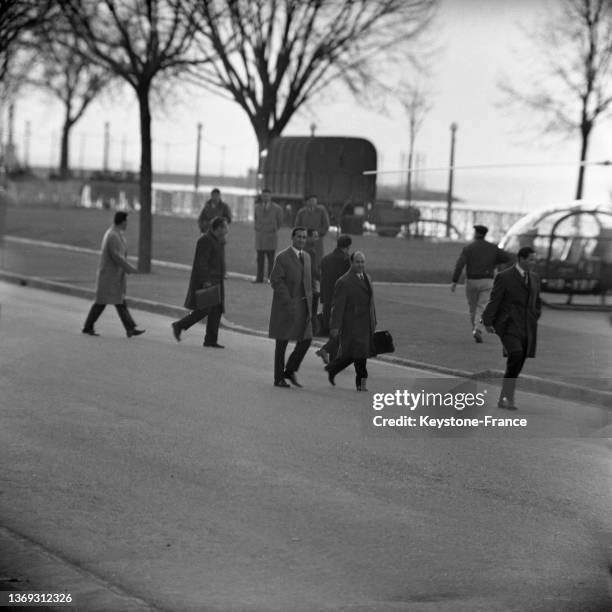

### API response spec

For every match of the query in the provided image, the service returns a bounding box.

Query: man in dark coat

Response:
[451,224,512,343]
[269,227,314,388]
[325,251,376,392]
[198,188,232,234]
[315,234,352,363]
[294,194,330,264]
[482,246,542,410]
[172,217,228,348]
[82,211,145,338]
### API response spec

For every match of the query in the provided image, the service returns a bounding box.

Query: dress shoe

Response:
[274,379,291,388]
[82,328,99,336]
[251,280,264,284]
[203,342,224,348]
[324,365,336,386]
[284,372,303,388]
[315,348,330,365]
[472,329,483,343]
[171,322,182,342]
[127,328,146,338]
[497,397,517,410]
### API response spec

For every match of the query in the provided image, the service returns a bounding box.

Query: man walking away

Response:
[172,217,228,348]
[269,227,314,388]
[451,224,512,343]
[253,188,284,283]
[82,211,145,338]
[316,233,352,363]
[325,251,376,392]
[482,246,542,410]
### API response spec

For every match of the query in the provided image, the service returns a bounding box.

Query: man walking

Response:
[172,217,228,348]
[482,246,542,410]
[315,233,352,363]
[82,212,145,338]
[325,251,376,392]
[269,227,314,388]
[253,188,283,283]
[198,188,232,234]
[451,224,511,343]
[294,194,330,264]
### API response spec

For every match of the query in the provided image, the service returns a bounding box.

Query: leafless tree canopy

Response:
[500,0,612,198]
[189,0,437,151]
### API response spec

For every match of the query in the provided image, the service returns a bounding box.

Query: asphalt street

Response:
[0,282,611,611]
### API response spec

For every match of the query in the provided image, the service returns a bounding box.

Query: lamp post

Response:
[446,122,458,238]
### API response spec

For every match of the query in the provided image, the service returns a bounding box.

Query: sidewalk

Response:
[1,237,611,407]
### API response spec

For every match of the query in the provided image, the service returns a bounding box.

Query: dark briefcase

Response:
[195,285,221,310]
[373,330,395,355]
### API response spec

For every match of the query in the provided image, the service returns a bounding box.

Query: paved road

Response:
[0,283,611,611]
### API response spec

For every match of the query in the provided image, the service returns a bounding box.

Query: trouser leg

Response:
[83,303,105,331]
[176,309,208,331]
[115,301,136,331]
[285,338,312,374]
[274,340,289,383]
[204,304,222,344]
[322,335,339,360]
[266,251,275,279]
[474,279,492,334]
[327,356,353,377]
[501,335,527,402]
[255,251,265,282]
[465,280,478,329]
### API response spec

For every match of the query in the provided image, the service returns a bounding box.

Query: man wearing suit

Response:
[82,211,145,338]
[198,188,232,234]
[451,224,512,343]
[171,216,228,348]
[482,246,542,410]
[315,233,352,364]
[253,188,284,283]
[325,251,376,392]
[269,227,314,388]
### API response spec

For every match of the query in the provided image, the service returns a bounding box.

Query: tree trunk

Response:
[137,87,153,274]
[59,111,71,179]
[574,125,590,200]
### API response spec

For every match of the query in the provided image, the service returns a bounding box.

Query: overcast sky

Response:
[7,0,612,211]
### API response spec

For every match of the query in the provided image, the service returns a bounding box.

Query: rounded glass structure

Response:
[499,202,612,294]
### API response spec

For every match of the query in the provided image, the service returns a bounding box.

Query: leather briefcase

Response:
[195,285,221,310]
[373,330,395,355]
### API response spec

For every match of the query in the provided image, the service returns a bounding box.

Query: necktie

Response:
[299,252,304,265]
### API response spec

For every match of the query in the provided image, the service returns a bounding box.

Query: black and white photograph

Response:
[0,0,611,610]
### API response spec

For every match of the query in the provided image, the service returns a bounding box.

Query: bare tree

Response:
[25,22,115,178]
[59,0,206,273]
[188,0,437,155]
[400,82,432,204]
[500,0,612,199]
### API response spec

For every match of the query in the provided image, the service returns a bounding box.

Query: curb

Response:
[2,269,611,410]
[0,526,160,612]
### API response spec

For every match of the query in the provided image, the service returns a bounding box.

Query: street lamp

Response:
[446,122,458,238]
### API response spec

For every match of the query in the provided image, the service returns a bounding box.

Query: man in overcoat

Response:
[482,246,542,410]
[294,194,330,264]
[82,211,144,338]
[253,188,284,283]
[315,233,352,362]
[325,251,376,392]
[172,217,228,348]
[269,227,314,388]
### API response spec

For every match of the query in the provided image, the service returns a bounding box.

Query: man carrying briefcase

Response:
[171,216,228,348]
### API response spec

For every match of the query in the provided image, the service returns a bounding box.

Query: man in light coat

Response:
[253,188,284,283]
[268,227,314,388]
[482,246,542,410]
[325,251,376,391]
[82,211,144,337]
